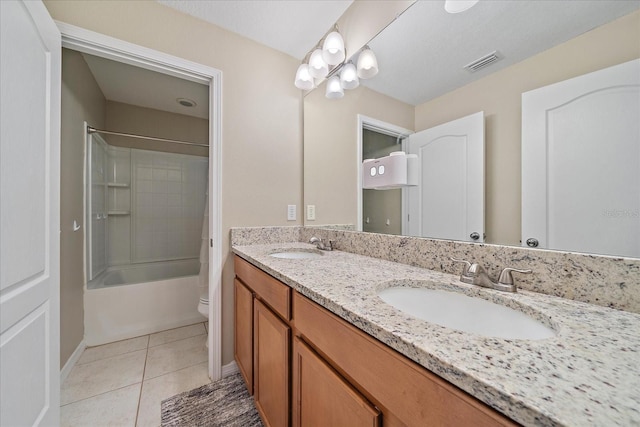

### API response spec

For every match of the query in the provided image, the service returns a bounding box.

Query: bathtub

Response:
[85,259,205,346]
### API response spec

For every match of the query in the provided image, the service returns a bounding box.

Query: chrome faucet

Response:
[450,258,474,284]
[309,236,333,251]
[469,264,532,292]
[451,258,531,292]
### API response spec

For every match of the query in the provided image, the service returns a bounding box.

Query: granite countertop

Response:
[232,242,640,427]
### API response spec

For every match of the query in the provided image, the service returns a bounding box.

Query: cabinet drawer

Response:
[293,292,516,427]
[235,256,291,320]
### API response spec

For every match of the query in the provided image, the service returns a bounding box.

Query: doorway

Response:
[59,23,223,381]
[357,115,413,233]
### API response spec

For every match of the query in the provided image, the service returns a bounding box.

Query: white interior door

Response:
[407,112,485,242]
[522,59,640,257]
[0,1,61,425]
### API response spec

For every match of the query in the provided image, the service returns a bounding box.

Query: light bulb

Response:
[340,62,359,90]
[309,49,328,79]
[357,47,378,79]
[322,31,345,65]
[325,75,344,99]
[294,64,314,90]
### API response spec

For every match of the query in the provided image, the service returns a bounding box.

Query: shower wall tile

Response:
[108,216,130,266]
[131,150,207,263]
[108,147,131,184]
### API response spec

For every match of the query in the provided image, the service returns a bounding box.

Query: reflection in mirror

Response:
[362,129,402,235]
[303,0,640,259]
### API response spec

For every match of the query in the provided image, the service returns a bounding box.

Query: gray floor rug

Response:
[161,372,263,426]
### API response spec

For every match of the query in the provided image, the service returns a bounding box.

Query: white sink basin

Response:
[269,250,323,259]
[377,286,556,340]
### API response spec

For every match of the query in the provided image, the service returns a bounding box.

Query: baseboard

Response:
[221,360,239,378]
[60,340,86,384]
[84,315,205,347]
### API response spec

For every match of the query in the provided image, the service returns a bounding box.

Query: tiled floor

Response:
[61,322,210,427]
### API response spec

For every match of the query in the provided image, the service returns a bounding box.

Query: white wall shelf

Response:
[108,182,130,188]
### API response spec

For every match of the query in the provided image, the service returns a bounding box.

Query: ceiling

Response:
[362,0,640,105]
[82,53,209,119]
[82,0,639,117]
[157,0,353,59]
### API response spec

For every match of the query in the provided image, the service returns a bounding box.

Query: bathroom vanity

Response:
[232,233,640,427]
[234,255,514,426]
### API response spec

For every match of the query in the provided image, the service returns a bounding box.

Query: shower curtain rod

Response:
[87,126,209,149]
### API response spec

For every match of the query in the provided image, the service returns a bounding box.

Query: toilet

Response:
[198,296,210,348]
[197,189,210,348]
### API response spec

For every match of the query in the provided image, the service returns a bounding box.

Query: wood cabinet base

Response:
[293,292,516,427]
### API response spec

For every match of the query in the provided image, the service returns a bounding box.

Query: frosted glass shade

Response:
[294,64,314,90]
[322,31,345,65]
[325,75,344,99]
[357,47,378,79]
[444,0,479,13]
[340,62,359,90]
[309,49,329,79]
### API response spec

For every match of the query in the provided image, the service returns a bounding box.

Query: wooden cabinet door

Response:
[234,279,254,394]
[293,337,380,427]
[254,299,290,427]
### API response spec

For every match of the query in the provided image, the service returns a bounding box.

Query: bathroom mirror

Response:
[303,0,640,257]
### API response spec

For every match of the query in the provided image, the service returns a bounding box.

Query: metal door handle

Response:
[526,238,539,248]
[470,232,480,240]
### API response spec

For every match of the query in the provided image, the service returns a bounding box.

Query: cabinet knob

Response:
[526,238,539,248]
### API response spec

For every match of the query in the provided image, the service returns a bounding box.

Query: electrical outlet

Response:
[287,205,296,221]
[307,205,316,221]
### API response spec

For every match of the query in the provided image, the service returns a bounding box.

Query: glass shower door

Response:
[87,133,108,280]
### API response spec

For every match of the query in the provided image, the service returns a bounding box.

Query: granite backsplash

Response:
[230,226,640,314]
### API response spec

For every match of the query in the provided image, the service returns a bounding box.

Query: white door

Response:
[0,1,61,425]
[407,112,485,242]
[522,59,640,257]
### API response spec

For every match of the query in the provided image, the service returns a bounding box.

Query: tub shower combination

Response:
[85,132,208,345]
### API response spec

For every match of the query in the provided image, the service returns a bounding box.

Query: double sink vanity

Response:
[231,227,640,426]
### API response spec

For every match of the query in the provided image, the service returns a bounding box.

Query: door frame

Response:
[57,22,224,380]
[357,115,413,233]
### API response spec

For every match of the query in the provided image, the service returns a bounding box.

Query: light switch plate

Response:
[307,205,316,221]
[287,205,296,221]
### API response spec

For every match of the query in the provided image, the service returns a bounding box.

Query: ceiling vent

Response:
[464,51,502,73]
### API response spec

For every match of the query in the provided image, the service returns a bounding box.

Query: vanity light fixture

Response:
[322,30,346,65]
[294,27,379,98]
[308,48,329,79]
[294,63,315,90]
[326,75,344,99]
[444,0,480,14]
[356,46,378,79]
[340,61,359,90]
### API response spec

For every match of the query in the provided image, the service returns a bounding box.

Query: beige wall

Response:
[304,85,414,226]
[60,49,106,368]
[105,101,208,157]
[414,10,640,245]
[46,0,303,366]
